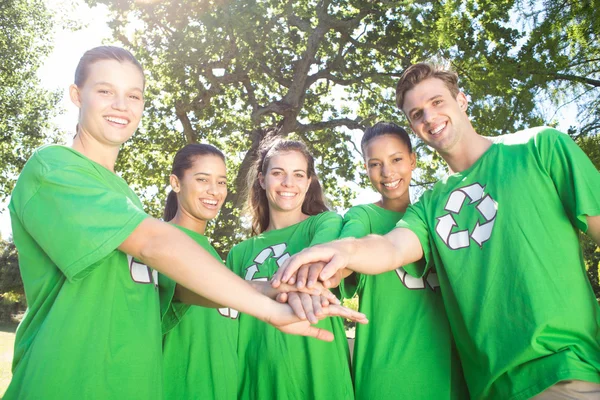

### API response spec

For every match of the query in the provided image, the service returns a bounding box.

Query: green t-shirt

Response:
[226,211,353,400]
[397,127,600,400]
[6,145,161,400]
[339,203,467,400]
[159,225,238,400]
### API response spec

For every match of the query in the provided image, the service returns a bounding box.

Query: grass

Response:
[0,322,17,399]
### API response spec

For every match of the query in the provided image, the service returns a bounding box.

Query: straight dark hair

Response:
[246,138,328,235]
[361,122,413,156]
[163,144,226,222]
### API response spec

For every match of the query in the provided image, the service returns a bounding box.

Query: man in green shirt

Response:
[274,63,600,400]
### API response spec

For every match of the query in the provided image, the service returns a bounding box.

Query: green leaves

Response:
[0,0,62,200]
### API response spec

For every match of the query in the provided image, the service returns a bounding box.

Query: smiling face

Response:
[70,59,145,148]
[364,134,415,202]
[259,150,311,215]
[403,77,469,156]
[171,155,228,224]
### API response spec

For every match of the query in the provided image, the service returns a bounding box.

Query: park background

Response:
[1,0,599,396]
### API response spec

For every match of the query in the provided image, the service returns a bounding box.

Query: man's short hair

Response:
[396,63,460,111]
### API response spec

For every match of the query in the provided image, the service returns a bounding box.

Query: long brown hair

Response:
[246,138,328,235]
[163,143,226,222]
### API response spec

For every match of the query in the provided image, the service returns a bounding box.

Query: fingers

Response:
[272,246,332,286]
[276,292,288,303]
[295,265,309,289]
[323,304,369,324]
[306,262,326,288]
[319,253,346,282]
[287,292,307,321]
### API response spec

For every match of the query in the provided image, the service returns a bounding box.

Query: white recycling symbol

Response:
[435,183,497,249]
[220,243,290,319]
[244,243,290,281]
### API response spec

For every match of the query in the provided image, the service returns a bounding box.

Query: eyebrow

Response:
[367,151,405,162]
[94,81,144,93]
[270,167,307,173]
[194,172,228,179]
[407,94,443,116]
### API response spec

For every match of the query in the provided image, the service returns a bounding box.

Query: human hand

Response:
[271,240,352,288]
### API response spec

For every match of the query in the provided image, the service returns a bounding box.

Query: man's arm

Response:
[586,215,600,246]
[272,227,424,286]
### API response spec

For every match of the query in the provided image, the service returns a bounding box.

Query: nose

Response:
[423,106,435,124]
[281,174,292,187]
[112,94,127,111]
[207,181,218,195]
[381,163,391,177]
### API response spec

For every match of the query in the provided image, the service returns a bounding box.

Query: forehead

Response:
[402,77,453,112]
[364,134,410,159]
[188,155,226,173]
[267,150,308,169]
[84,59,144,90]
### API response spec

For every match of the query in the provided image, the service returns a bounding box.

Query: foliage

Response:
[0,0,62,200]
[89,0,535,255]
[0,237,25,322]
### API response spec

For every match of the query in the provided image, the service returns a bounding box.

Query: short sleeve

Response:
[395,201,431,278]
[309,212,343,246]
[338,207,371,298]
[16,166,148,281]
[538,129,600,232]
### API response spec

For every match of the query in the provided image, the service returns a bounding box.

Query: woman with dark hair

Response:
[159,143,238,400]
[5,46,364,400]
[338,122,467,399]
[227,138,358,400]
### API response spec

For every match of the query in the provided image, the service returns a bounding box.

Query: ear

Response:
[258,172,266,190]
[410,152,417,170]
[169,175,181,193]
[306,176,312,193]
[456,91,468,111]
[69,84,82,108]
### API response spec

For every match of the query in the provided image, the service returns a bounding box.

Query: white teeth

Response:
[201,199,217,205]
[430,123,446,135]
[279,192,296,197]
[105,116,128,125]
[383,180,400,188]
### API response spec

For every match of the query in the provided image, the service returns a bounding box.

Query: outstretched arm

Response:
[119,218,364,340]
[272,227,423,287]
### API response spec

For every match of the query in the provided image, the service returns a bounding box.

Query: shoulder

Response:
[491,126,565,147]
[343,204,372,220]
[308,211,342,225]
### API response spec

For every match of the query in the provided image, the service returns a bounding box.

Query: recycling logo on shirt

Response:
[244,243,290,281]
[435,183,497,250]
[220,243,290,319]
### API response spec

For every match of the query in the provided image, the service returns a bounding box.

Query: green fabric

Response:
[227,211,353,400]
[159,225,238,400]
[339,203,468,400]
[6,145,161,400]
[397,127,600,400]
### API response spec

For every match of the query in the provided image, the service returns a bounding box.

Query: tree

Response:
[89,0,536,255]
[0,0,62,200]
[0,236,24,322]
[90,0,598,290]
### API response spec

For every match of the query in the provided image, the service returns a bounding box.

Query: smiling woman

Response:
[226,138,356,400]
